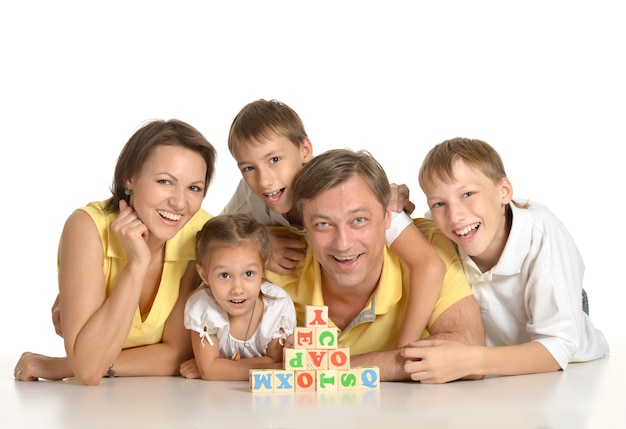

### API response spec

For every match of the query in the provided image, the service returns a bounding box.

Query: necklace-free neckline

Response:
[230,298,257,361]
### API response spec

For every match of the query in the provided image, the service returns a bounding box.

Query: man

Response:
[265,148,485,383]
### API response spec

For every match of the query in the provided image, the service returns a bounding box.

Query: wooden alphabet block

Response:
[316,369,337,391]
[306,349,328,370]
[283,348,306,370]
[328,348,350,370]
[315,327,338,349]
[293,327,315,349]
[305,305,328,327]
[273,370,295,392]
[337,369,359,391]
[294,370,316,392]
[249,304,380,394]
[249,369,274,393]
[356,366,380,390]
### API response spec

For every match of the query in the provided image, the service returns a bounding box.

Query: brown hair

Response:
[419,137,526,216]
[227,99,308,156]
[105,119,217,212]
[293,148,391,216]
[196,214,272,265]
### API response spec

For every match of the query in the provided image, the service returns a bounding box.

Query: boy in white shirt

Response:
[401,137,608,382]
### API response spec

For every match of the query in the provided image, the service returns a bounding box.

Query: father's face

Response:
[301,174,391,292]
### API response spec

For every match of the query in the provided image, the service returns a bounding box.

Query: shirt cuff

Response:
[386,211,413,245]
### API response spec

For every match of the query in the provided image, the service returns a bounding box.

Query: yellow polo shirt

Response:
[74,201,212,349]
[265,218,473,356]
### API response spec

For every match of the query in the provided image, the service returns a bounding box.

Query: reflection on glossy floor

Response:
[1,341,624,429]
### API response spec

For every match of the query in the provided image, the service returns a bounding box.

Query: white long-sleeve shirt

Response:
[460,200,609,369]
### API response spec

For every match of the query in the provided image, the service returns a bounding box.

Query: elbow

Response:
[70,356,109,386]
[74,367,104,386]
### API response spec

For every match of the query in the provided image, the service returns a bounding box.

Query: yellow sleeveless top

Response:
[76,201,211,348]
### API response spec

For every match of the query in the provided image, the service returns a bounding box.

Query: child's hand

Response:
[267,230,307,275]
[390,183,416,215]
[179,358,202,379]
[283,334,294,349]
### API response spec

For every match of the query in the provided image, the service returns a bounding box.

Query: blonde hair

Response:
[419,137,527,210]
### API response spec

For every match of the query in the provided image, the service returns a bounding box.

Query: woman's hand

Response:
[14,352,74,381]
[111,199,151,267]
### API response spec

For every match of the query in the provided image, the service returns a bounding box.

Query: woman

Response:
[14,119,217,385]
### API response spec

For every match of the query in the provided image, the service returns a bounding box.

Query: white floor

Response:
[2,340,624,429]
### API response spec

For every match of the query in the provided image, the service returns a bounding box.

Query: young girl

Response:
[401,137,609,383]
[182,213,296,381]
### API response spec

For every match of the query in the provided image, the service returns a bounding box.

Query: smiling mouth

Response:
[455,222,480,237]
[157,210,182,221]
[333,255,359,262]
[264,188,284,202]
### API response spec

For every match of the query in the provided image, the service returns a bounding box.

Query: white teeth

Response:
[231,299,245,304]
[157,210,182,221]
[456,222,480,236]
[334,255,357,261]
[265,189,282,200]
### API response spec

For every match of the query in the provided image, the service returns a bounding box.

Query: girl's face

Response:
[196,240,265,319]
[126,145,207,243]
[422,158,512,272]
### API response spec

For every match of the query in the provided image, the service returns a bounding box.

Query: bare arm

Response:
[62,200,181,385]
[349,295,485,383]
[191,333,283,381]
[391,223,445,347]
[110,263,199,377]
[60,207,152,385]
[401,339,559,384]
[399,295,491,383]
[350,349,411,382]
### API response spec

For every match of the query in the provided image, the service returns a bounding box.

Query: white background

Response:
[1,1,623,361]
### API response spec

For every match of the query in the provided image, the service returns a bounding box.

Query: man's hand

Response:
[401,339,482,383]
[51,293,62,337]
[390,183,416,214]
[267,230,307,275]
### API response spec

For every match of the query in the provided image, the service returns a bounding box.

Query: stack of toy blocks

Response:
[249,305,380,393]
